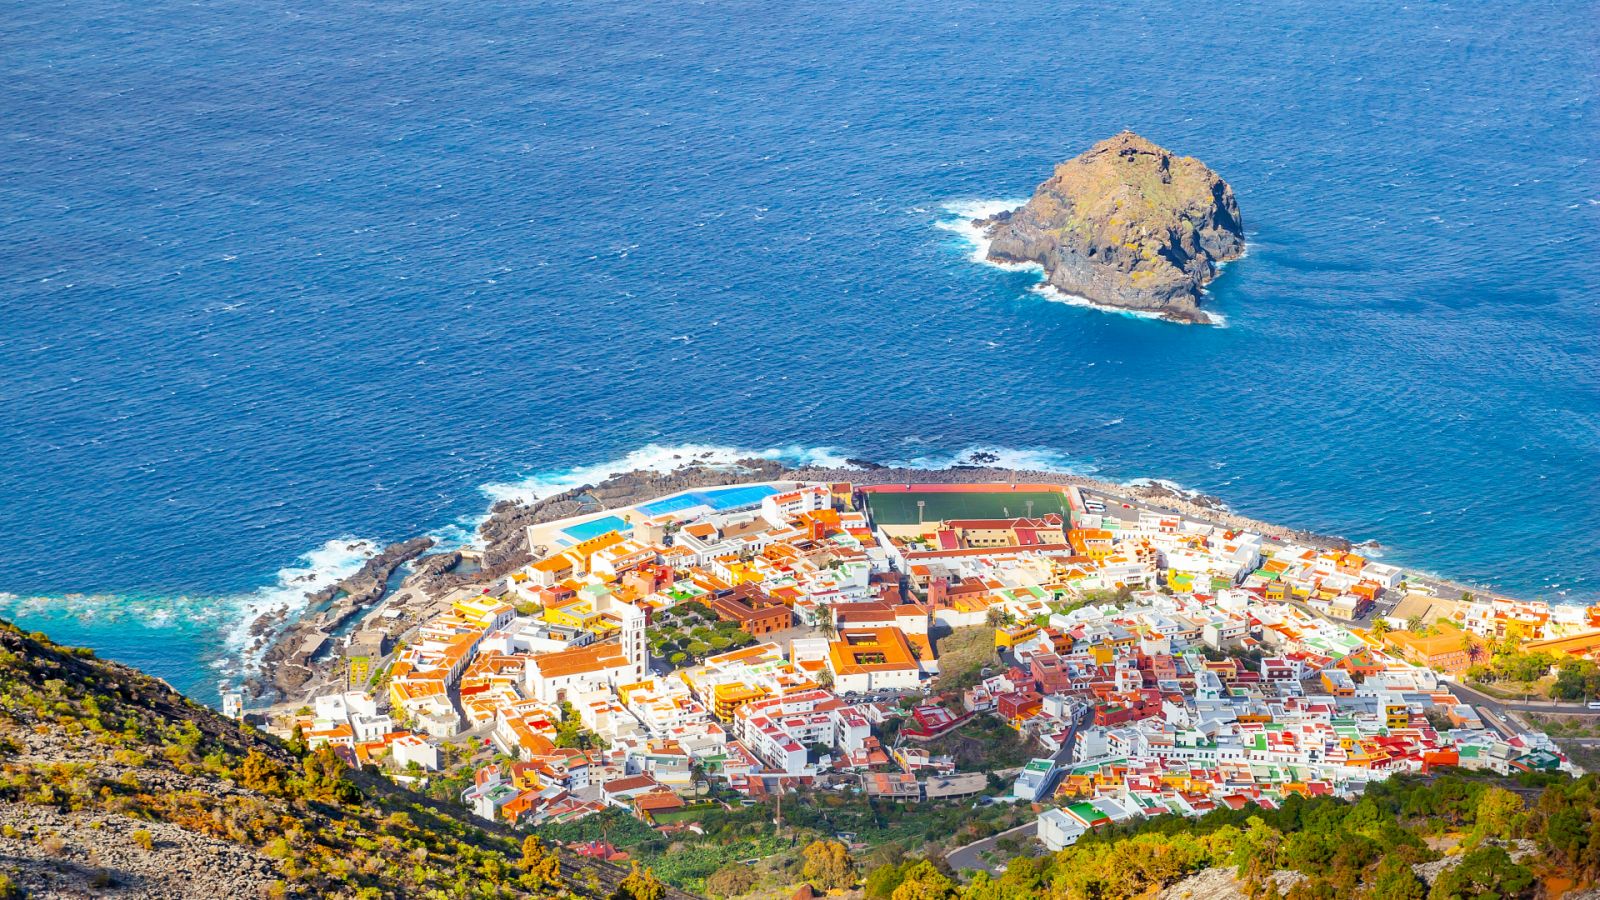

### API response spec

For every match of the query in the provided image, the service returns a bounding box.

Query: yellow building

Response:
[453,595,514,630]
[1384,703,1410,730]
[712,682,769,722]
[542,598,605,631]
[995,623,1040,649]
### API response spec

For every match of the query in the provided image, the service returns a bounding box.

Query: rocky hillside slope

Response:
[0,620,683,899]
[979,131,1244,324]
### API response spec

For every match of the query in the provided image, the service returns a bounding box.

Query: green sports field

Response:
[865,489,1068,526]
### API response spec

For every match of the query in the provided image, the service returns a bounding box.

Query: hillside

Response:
[0,620,683,899]
[860,771,1600,900]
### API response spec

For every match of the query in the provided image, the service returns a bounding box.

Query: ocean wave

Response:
[217,537,382,678]
[933,199,1038,270]
[882,445,1098,477]
[0,537,381,698]
[938,199,1228,327]
[476,442,859,508]
[1122,477,1229,510]
[1033,284,1230,328]
[1353,540,1386,559]
[0,591,234,633]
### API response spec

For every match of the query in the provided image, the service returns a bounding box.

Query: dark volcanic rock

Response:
[304,535,434,608]
[250,535,432,700]
[980,131,1244,324]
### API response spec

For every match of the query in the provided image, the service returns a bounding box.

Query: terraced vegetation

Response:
[0,620,679,899]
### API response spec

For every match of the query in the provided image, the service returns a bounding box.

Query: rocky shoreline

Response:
[245,535,434,700]
[979,131,1245,324]
[240,456,1370,707]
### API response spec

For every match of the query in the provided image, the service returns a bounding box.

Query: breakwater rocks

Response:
[248,536,433,699]
[307,535,435,609]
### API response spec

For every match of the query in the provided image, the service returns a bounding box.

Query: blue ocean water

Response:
[2,0,1597,702]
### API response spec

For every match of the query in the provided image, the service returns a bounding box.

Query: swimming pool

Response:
[559,514,631,544]
[635,484,780,517]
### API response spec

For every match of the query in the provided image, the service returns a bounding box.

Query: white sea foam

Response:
[1123,477,1229,509]
[933,199,1037,270]
[422,442,867,552]
[883,445,1097,477]
[207,537,383,690]
[1034,283,1229,327]
[0,535,379,695]
[478,442,860,509]
[938,198,1228,327]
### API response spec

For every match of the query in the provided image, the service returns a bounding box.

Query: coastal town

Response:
[253,470,1600,870]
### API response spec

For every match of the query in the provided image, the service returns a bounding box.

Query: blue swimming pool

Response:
[635,484,779,517]
[559,514,631,544]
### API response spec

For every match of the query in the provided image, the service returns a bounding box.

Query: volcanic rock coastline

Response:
[979,131,1245,324]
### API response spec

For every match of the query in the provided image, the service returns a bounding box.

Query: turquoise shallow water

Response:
[1,0,1597,702]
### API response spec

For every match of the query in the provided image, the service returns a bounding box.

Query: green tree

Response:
[864,861,911,900]
[1428,846,1535,900]
[1469,788,1524,844]
[1551,658,1600,701]
[1366,856,1427,900]
[555,700,605,750]
[300,744,360,804]
[1229,816,1284,881]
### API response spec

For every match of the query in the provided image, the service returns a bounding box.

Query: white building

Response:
[523,603,648,705]
[391,733,440,771]
[1038,807,1088,850]
[761,484,830,527]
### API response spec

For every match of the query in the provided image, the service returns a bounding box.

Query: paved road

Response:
[1446,681,1600,716]
[946,820,1037,874]
[944,706,1089,874]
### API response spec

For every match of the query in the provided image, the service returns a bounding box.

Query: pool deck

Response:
[524,480,812,554]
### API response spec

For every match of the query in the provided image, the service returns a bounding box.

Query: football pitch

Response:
[865,489,1069,526]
